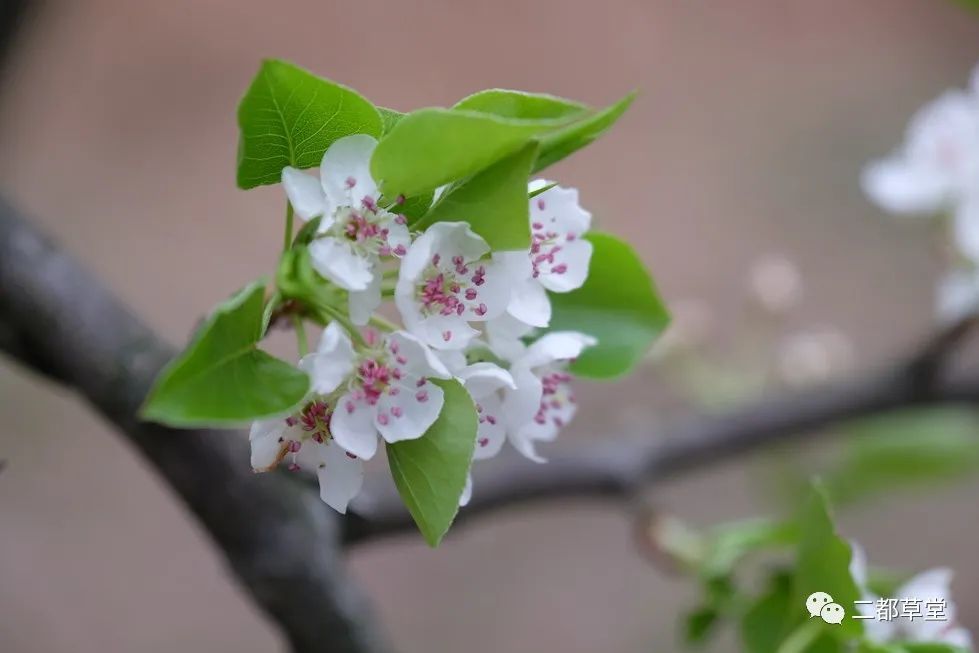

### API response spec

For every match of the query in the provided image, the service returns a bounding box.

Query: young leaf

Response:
[371,108,569,198]
[386,379,477,547]
[141,282,309,426]
[548,232,669,378]
[453,89,589,121]
[237,59,382,189]
[417,141,539,250]
[791,482,863,639]
[534,92,636,172]
[453,89,635,173]
[378,106,404,134]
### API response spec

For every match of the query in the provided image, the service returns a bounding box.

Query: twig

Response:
[342,317,979,544]
[0,197,391,653]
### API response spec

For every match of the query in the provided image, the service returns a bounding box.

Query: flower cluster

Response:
[862,62,979,322]
[253,135,597,513]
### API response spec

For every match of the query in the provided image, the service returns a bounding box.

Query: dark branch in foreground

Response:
[342,317,979,545]
[0,198,389,653]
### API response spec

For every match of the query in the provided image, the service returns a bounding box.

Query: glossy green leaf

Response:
[371,108,568,198]
[142,282,310,426]
[378,106,403,134]
[418,141,538,250]
[741,570,794,653]
[534,92,635,171]
[700,518,797,579]
[792,483,863,639]
[386,379,477,546]
[453,89,589,121]
[236,59,382,189]
[548,232,669,378]
[452,89,635,173]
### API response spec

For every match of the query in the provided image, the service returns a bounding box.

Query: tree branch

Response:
[342,316,979,545]
[0,197,390,653]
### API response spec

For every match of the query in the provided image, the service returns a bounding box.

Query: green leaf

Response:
[386,379,477,546]
[236,59,382,189]
[824,408,979,505]
[700,518,798,579]
[417,141,538,250]
[453,89,589,121]
[453,89,635,173]
[534,92,635,172]
[548,232,669,378]
[378,106,403,135]
[683,605,720,646]
[741,570,795,653]
[142,282,310,426]
[371,107,569,198]
[792,482,863,639]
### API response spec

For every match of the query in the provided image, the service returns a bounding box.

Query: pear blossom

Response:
[281,134,410,323]
[503,331,596,462]
[498,182,594,328]
[454,362,516,507]
[249,406,363,514]
[395,222,510,350]
[298,323,451,461]
[850,542,973,649]
[862,65,979,262]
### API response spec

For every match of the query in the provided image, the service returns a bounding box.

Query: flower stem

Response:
[368,314,399,332]
[283,201,295,253]
[292,314,308,356]
[319,302,366,346]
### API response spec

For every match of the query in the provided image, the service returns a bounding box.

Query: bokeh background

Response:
[2,1,979,651]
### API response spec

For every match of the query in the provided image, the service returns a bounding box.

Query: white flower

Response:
[301,323,451,460]
[395,222,511,350]
[503,331,596,462]
[485,312,535,360]
[851,542,973,650]
[861,68,979,262]
[249,408,363,514]
[281,134,410,324]
[498,182,594,328]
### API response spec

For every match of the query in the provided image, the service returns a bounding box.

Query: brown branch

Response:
[0,197,391,653]
[342,317,979,545]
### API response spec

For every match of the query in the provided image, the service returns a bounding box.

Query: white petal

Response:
[465,257,512,322]
[861,157,951,215]
[954,194,979,264]
[375,380,445,443]
[537,238,593,293]
[486,313,533,361]
[308,237,374,291]
[506,277,552,327]
[508,428,546,463]
[282,167,327,221]
[349,273,381,326]
[530,183,591,236]
[421,222,490,263]
[414,315,480,350]
[330,394,380,460]
[320,134,379,210]
[248,418,289,471]
[381,214,411,254]
[848,540,869,588]
[520,331,597,369]
[388,330,451,379]
[459,472,473,507]
[473,392,507,460]
[297,441,364,514]
[298,322,356,395]
[435,349,468,376]
[504,366,544,439]
[941,626,973,649]
[458,362,516,398]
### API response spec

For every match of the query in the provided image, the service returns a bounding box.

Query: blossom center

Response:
[415,253,488,319]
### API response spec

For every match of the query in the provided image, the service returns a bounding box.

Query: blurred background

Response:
[2,1,979,651]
